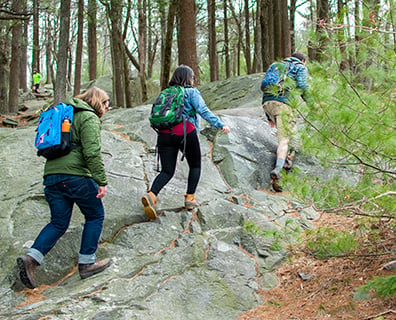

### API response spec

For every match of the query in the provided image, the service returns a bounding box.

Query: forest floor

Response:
[2,97,395,320]
[237,212,395,320]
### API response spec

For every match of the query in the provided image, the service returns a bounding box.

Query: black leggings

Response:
[150,130,201,195]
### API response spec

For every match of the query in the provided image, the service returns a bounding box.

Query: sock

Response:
[275,158,285,168]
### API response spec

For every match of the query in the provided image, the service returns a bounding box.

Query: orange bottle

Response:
[61,118,71,132]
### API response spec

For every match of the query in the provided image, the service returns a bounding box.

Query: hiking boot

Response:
[270,167,283,192]
[284,149,295,171]
[142,191,157,219]
[270,167,283,180]
[79,258,112,279]
[184,194,200,210]
[17,255,40,289]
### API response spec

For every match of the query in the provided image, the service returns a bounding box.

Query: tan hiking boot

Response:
[184,194,200,210]
[141,191,157,219]
[17,255,40,289]
[78,258,112,279]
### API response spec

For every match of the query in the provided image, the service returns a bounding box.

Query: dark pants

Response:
[151,130,201,195]
[28,175,105,265]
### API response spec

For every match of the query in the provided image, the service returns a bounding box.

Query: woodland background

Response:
[0,0,395,313]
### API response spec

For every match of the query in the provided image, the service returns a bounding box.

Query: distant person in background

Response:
[32,69,42,94]
[17,87,112,289]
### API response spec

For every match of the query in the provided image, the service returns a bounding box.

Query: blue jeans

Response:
[27,175,105,265]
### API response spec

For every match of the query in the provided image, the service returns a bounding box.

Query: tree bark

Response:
[87,0,97,80]
[161,0,177,89]
[45,14,53,85]
[244,0,252,74]
[138,0,148,102]
[178,0,199,84]
[73,0,84,96]
[54,0,71,104]
[260,0,273,70]
[19,0,28,92]
[208,0,219,81]
[223,0,230,78]
[0,33,9,113]
[252,0,261,73]
[32,0,39,71]
[9,0,23,113]
[107,0,126,107]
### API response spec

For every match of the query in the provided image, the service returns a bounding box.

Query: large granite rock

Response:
[0,74,355,319]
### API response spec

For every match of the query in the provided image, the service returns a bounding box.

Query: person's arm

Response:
[189,89,226,129]
[79,113,108,187]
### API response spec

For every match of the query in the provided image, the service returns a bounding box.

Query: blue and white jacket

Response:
[183,87,225,133]
[261,57,310,105]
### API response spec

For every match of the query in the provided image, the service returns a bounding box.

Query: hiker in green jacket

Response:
[32,69,42,94]
[17,87,112,289]
[261,52,311,192]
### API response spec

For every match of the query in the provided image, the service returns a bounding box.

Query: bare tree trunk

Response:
[9,0,23,114]
[107,0,125,107]
[289,0,297,53]
[0,33,9,113]
[138,0,148,102]
[337,0,348,70]
[244,0,252,74]
[208,0,219,81]
[281,0,291,57]
[54,0,71,104]
[88,0,97,80]
[273,0,282,59]
[260,0,272,70]
[45,14,53,85]
[223,0,230,78]
[229,1,246,75]
[32,0,40,72]
[252,0,261,73]
[73,0,84,96]
[179,0,199,84]
[315,0,329,61]
[161,0,177,89]
[19,0,28,92]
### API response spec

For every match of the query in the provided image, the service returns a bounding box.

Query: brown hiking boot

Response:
[141,191,157,219]
[184,194,200,210]
[17,255,40,289]
[270,167,283,192]
[78,258,112,279]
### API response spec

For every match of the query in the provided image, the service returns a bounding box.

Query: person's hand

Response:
[221,125,230,134]
[268,120,275,128]
[97,185,107,198]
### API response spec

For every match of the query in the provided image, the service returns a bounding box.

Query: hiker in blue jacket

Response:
[142,65,230,219]
[261,52,310,192]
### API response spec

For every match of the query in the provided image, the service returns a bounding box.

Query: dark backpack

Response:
[261,59,302,95]
[34,103,76,160]
[149,86,186,131]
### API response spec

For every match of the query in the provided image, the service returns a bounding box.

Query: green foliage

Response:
[286,29,396,218]
[304,227,358,259]
[358,275,396,298]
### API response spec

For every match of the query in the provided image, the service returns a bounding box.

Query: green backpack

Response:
[149,86,186,131]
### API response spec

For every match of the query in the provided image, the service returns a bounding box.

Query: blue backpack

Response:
[34,103,76,160]
[261,59,302,95]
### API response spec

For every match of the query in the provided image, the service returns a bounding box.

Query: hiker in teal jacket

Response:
[17,87,112,289]
[261,52,310,192]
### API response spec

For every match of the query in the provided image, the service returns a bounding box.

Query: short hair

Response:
[169,65,194,87]
[291,52,307,62]
[75,86,109,118]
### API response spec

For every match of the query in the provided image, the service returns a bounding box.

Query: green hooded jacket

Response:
[43,97,107,186]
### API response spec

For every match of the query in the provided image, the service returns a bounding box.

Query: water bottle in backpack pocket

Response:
[34,103,76,160]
